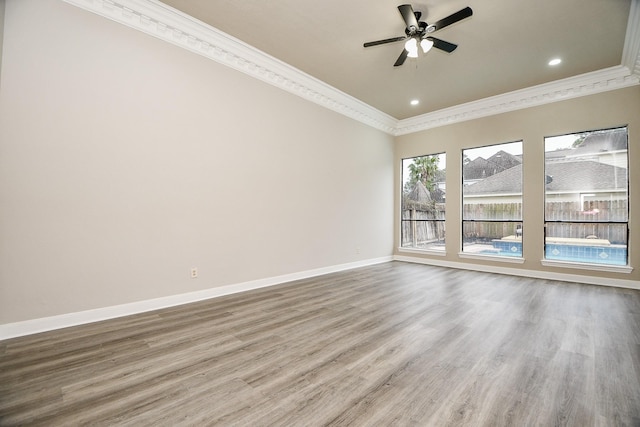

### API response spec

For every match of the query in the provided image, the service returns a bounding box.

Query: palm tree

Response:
[407,155,439,192]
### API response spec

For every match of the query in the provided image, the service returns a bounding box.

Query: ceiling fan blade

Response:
[363,36,406,48]
[427,37,458,53]
[430,7,473,32]
[394,49,409,67]
[398,4,419,33]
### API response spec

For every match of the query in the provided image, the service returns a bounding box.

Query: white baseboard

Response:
[394,255,640,290]
[4,254,636,340]
[0,256,392,340]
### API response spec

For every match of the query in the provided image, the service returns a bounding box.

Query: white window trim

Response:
[541,259,633,274]
[398,247,447,256]
[458,252,525,264]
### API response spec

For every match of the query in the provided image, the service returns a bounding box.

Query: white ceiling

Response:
[158,0,632,120]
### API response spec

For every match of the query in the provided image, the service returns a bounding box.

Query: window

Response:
[401,153,446,251]
[544,127,628,266]
[462,141,523,257]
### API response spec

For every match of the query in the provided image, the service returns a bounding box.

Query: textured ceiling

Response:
[159,0,631,120]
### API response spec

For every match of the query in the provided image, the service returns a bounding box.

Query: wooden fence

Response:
[546,200,627,244]
[403,200,628,245]
[545,200,627,222]
[401,204,445,247]
[463,202,522,220]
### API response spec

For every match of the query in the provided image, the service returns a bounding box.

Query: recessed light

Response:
[548,58,562,66]
[410,99,420,106]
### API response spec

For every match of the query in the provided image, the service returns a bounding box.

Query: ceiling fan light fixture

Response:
[420,38,434,53]
[405,37,419,58]
[363,5,472,67]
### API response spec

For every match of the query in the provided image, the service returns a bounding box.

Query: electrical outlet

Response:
[356,247,361,254]
[190,267,198,278]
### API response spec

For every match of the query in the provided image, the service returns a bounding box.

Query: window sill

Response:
[458,252,525,264]
[398,247,446,257]
[540,259,633,274]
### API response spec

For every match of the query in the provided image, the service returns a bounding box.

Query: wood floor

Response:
[1,262,640,426]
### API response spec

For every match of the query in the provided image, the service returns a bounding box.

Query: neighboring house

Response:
[463,160,628,205]
[544,161,628,204]
[464,129,628,206]
[463,163,523,204]
[463,150,522,186]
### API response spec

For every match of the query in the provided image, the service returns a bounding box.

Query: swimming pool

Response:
[544,243,627,265]
[483,239,628,266]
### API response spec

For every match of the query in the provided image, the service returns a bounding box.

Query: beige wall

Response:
[394,86,640,282]
[0,0,5,83]
[0,0,394,323]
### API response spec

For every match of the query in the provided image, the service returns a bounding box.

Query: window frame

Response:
[460,140,524,261]
[399,152,447,254]
[542,126,631,271]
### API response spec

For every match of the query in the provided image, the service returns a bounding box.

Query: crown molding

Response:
[623,0,640,75]
[62,0,640,137]
[394,65,639,136]
[61,0,399,134]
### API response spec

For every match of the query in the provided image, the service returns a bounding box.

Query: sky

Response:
[544,133,580,151]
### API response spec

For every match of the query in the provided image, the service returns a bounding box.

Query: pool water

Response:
[480,240,627,266]
[545,244,627,266]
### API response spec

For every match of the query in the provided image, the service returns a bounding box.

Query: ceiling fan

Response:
[364,4,473,67]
